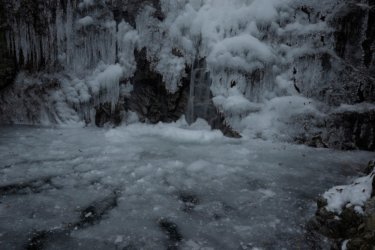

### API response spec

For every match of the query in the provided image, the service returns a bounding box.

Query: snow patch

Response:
[77,16,94,27]
[106,119,224,144]
[323,172,374,214]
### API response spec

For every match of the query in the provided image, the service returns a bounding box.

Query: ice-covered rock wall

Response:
[0,0,374,149]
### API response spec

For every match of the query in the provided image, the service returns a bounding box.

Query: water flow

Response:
[186,61,212,124]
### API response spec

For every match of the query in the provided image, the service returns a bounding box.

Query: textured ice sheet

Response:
[0,123,373,249]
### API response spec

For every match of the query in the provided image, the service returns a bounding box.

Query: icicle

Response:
[89,64,123,112]
[186,63,196,124]
[66,0,74,68]
[56,0,65,65]
[186,60,212,124]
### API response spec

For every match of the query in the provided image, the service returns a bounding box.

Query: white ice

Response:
[324,171,374,214]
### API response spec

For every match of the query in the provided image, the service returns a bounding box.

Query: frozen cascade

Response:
[5,0,118,72]
[186,61,212,124]
[2,1,335,97]
[3,0,133,123]
[89,64,124,112]
[1,0,374,143]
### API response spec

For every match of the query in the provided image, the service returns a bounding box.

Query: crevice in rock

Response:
[210,111,242,139]
[124,48,189,124]
[362,6,375,68]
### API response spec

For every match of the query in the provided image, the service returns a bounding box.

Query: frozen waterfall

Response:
[1,0,374,144]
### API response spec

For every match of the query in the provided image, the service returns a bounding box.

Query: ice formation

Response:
[3,0,371,133]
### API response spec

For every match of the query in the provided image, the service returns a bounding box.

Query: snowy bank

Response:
[309,160,375,249]
[323,173,374,214]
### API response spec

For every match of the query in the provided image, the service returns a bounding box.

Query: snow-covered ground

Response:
[0,121,373,249]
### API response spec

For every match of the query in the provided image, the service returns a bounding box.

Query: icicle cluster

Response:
[5,0,119,72]
[4,0,133,120]
[136,0,338,133]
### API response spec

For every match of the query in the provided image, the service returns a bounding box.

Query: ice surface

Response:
[0,123,373,249]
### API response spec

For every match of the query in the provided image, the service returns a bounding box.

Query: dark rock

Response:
[77,192,119,228]
[332,1,375,79]
[0,36,17,89]
[0,76,63,125]
[293,1,375,108]
[340,206,364,237]
[210,111,242,138]
[320,219,343,239]
[325,111,375,151]
[297,110,375,151]
[317,197,328,209]
[307,134,328,148]
[178,192,199,212]
[0,176,57,196]
[95,102,125,127]
[365,197,375,216]
[347,236,375,250]
[0,1,17,90]
[110,0,162,27]
[27,230,49,250]
[125,48,189,124]
[295,52,375,107]
[310,166,375,249]
[364,160,375,175]
[158,218,183,249]
[22,191,120,249]
[172,48,184,58]
[312,203,363,239]
[333,3,366,66]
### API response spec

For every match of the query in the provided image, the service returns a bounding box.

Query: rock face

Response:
[94,48,190,127]
[295,1,375,151]
[124,48,189,124]
[309,160,375,249]
[333,2,375,78]
[333,2,375,105]
[324,110,375,151]
[298,109,375,151]
[325,1,375,151]
[0,0,187,127]
[111,0,162,26]
[0,1,16,90]
[0,0,243,136]
[0,33,16,90]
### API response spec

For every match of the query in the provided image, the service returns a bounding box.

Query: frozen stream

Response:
[0,121,374,250]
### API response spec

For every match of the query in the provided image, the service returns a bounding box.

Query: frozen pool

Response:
[0,121,373,250]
